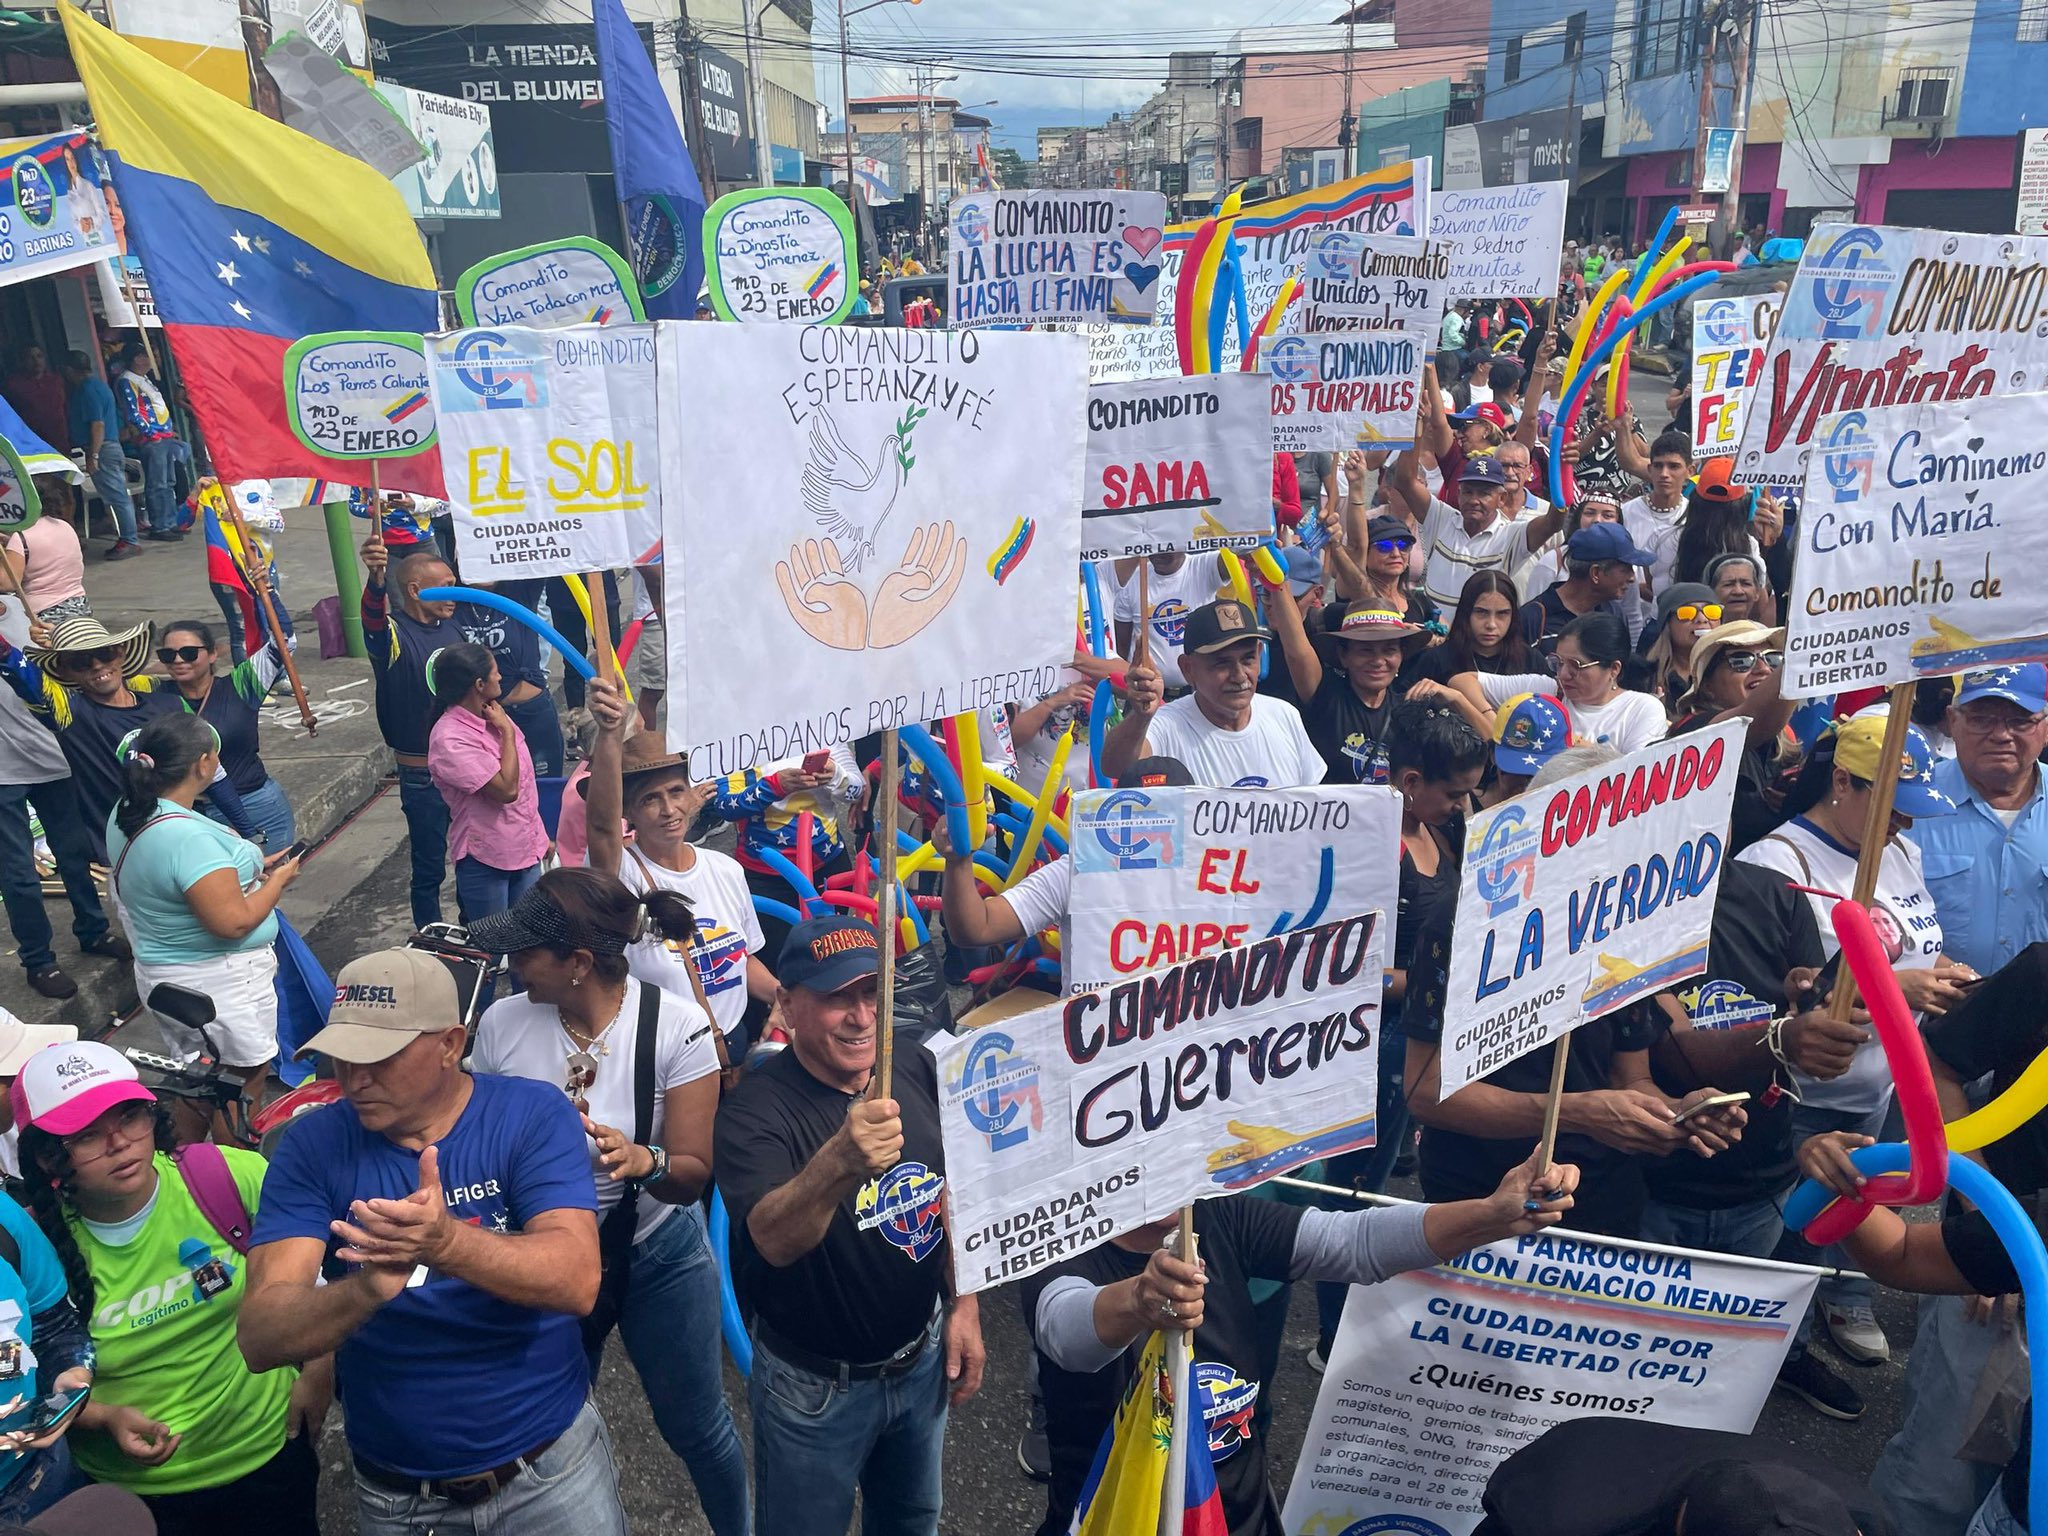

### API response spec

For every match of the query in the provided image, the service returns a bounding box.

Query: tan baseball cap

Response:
[299,949,463,1064]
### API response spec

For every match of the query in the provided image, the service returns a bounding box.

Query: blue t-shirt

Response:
[107,802,274,964]
[0,1193,72,1487]
[66,375,119,449]
[456,601,546,692]
[250,1073,597,1478]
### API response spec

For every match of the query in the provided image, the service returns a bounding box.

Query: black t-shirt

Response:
[1943,1200,2045,1521]
[1518,586,1584,659]
[370,603,458,757]
[1926,942,2048,1209]
[1668,715,1782,854]
[1021,1196,1305,1536]
[1643,860,1823,1211]
[1401,642,1544,689]
[1395,822,1461,977]
[457,600,547,692]
[193,673,267,794]
[54,683,187,856]
[713,1045,950,1363]
[1302,673,1393,785]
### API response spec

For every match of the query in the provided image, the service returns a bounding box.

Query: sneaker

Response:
[1775,1350,1864,1420]
[1307,1340,1330,1374]
[1822,1303,1890,1365]
[1015,1394,1050,1483]
[142,529,180,543]
[104,539,142,560]
[25,965,77,1000]
[80,933,132,962]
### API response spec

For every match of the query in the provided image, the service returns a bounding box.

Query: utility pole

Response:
[1341,4,1357,178]
[1715,0,1762,256]
[676,0,720,202]
[741,0,773,186]
[1687,1,1721,247]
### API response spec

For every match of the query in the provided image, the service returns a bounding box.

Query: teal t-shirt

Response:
[0,1191,74,1489]
[107,801,274,964]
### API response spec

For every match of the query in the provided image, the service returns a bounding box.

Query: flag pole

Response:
[367,461,384,550]
[219,490,317,737]
[1532,1034,1570,1188]
[1159,1207,1200,1534]
[1825,682,1915,1021]
[872,727,901,1099]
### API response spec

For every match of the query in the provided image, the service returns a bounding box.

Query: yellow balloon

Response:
[1001,726,1073,892]
[560,573,634,705]
[1561,263,1634,398]
[955,711,990,848]
[1947,1045,2048,1152]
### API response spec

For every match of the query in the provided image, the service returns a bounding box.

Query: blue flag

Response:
[592,0,708,319]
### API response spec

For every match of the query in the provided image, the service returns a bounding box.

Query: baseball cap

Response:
[1679,620,1787,714]
[1457,453,1509,487]
[1493,692,1575,776]
[778,915,881,995]
[1181,599,1270,656]
[1280,544,1322,597]
[11,1040,154,1139]
[1668,1458,1860,1536]
[0,1009,76,1078]
[1117,756,1194,788]
[1955,664,2048,715]
[1830,715,1956,819]
[1451,402,1509,432]
[1366,513,1416,547]
[1692,457,1749,504]
[298,948,465,1065]
[1567,522,1652,566]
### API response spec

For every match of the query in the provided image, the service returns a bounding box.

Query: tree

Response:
[990,146,1029,189]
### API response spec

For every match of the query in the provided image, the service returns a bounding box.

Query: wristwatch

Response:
[631,1144,670,1189]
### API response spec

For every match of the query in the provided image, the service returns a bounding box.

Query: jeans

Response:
[1871,1295,2008,1536]
[749,1314,947,1536]
[454,856,542,926]
[211,574,295,667]
[137,436,190,533]
[352,1398,627,1536]
[91,441,138,543]
[1965,1481,2022,1536]
[1317,1004,1409,1346]
[1637,1194,1785,1259]
[144,1429,319,1536]
[582,1205,749,1535]
[0,1441,83,1524]
[506,689,565,779]
[1773,1099,1889,1351]
[397,765,449,929]
[203,776,295,851]
[0,777,108,971]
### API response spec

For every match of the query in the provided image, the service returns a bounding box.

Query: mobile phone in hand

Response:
[1673,1091,1751,1126]
[12,1384,88,1441]
[801,750,831,775]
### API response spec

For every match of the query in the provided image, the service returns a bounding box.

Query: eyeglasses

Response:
[156,645,206,665]
[1673,604,1723,624]
[1719,650,1784,675]
[1956,705,2047,737]
[61,1102,154,1163]
[1555,655,1618,676]
[1371,538,1415,553]
[564,1052,598,1114]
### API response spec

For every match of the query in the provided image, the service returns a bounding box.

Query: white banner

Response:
[427,324,663,578]
[1784,391,2048,697]
[1428,182,1570,299]
[659,324,1088,777]
[1081,375,1274,562]
[1690,292,1779,463]
[934,911,1387,1294]
[947,190,1169,327]
[1440,724,1742,1096]
[703,187,858,325]
[1281,1227,1819,1536]
[1732,223,2048,485]
[1032,321,1181,384]
[1063,783,1401,996]
[2020,129,2048,238]
[453,237,643,329]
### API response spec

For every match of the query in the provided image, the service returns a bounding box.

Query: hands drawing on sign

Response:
[776,521,968,652]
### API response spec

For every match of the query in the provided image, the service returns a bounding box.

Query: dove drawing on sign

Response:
[800,407,904,572]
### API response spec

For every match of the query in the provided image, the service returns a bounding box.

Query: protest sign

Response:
[1080,375,1274,562]
[1732,223,2048,485]
[933,911,1387,1293]
[947,190,1169,327]
[1281,1225,1817,1536]
[1062,783,1401,995]
[282,331,436,468]
[1782,391,2048,697]
[427,323,662,578]
[703,186,859,325]
[1,132,114,288]
[453,237,645,328]
[0,435,41,535]
[1440,724,1742,1096]
[1033,321,1181,384]
[1690,292,1778,462]
[1428,181,1570,299]
[658,323,1088,777]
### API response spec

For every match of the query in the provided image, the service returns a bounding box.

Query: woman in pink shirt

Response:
[426,641,550,922]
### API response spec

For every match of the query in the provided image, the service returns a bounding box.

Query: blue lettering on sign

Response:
[1081,789,1182,872]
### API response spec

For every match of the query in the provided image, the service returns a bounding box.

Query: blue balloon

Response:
[898,722,975,859]
[1088,678,1114,788]
[753,845,820,912]
[751,895,805,929]
[417,586,597,681]
[1080,562,1108,657]
[708,1191,754,1377]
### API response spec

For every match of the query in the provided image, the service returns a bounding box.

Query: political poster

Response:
[265,30,424,178]
[1062,783,1401,996]
[453,237,645,329]
[658,323,1088,778]
[0,131,115,288]
[933,911,1387,1294]
[374,83,499,220]
[426,323,662,578]
[1732,223,2048,485]
[1080,375,1274,562]
[1261,267,1436,456]
[282,331,436,469]
[2019,129,2048,238]
[1440,724,1742,1096]
[1782,391,2048,697]
[1280,1225,1817,1536]
[1428,181,1570,299]
[703,186,859,325]
[947,190,1169,327]
[1690,292,1779,463]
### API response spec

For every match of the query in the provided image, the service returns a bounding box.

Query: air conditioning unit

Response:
[1887,70,1953,124]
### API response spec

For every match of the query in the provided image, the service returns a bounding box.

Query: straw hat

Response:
[26,615,150,678]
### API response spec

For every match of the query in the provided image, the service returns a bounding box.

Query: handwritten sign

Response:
[0,434,39,535]
[948,190,1169,327]
[1733,223,2048,485]
[704,186,859,325]
[1440,724,1742,1096]
[1033,321,1181,383]
[1080,375,1273,562]
[1428,181,1570,299]
[282,331,437,467]
[934,911,1386,1293]
[658,323,1088,778]
[1690,293,1779,462]
[426,324,663,578]
[454,237,646,329]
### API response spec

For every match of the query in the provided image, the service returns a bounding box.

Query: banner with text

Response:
[935,911,1387,1293]
[283,331,437,475]
[703,186,858,325]
[427,323,662,577]
[1062,784,1401,995]
[659,323,1088,777]
[1732,223,2048,485]
[1081,374,1274,561]
[1281,1227,1816,1536]
[1691,293,1779,463]
[1032,321,1181,384]
[453,237,644,329]
[0,131,115,288]
[948,190,1168,327]
[1441,724,1742,1095]
[1428,182,1570,299]
[1783,391,2048,696]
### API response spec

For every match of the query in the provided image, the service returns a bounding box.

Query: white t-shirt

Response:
[1114,558,1220,689]
[472,976,720,1243]
[1621,495,1686,595]
[1013,684,1092,798]
[1478,672,1669,756]
[611,844,763,1045]
[1419,497,1535,609]
[1738,820,1945,1114]
[1003,856,1073,939]
[1142,694,1325,788]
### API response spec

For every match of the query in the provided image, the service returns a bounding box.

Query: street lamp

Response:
[837,0,921,207]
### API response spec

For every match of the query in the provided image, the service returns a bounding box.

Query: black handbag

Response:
[579,980,660,1354]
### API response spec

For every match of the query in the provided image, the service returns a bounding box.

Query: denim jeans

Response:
[138,436,190,533]
[454,856,542,926]
[506,689,565,779]
[0,1441,84,1525]
[352,1398,627,1536]
[0,777,108,971]
[1637,1194,1785,1259]
[211,573,295,667]
[396,765,449,929]
[1870,1295,2007,1536]
[582,1205,749,1535]
[749,1314,947,1536]
[203,776,296,851]
[1773,1099,1889,1351]
[1965,1480,2022,1536]
[1317,1003,1409,1345]
[91,442,137,543]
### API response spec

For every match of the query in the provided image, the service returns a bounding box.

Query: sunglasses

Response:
[61,646,123,669]
[1719,650,1784,675]
[1674,604,1723,624]
[1371,538,1415,553]
[156,645,207,665]
[1555,655,1618,676]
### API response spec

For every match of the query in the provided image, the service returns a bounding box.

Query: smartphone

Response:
[1673,1091,1752,1126]
[801,750,831,775]
[280,840,309,863]
[15,1384,88,1439]
[1797,951,1845,1008]
[1953,972,1990,990]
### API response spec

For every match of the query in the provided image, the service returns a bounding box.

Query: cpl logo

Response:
[1688,978,1772,1030]
[1309,231,1361,282]
[1338,1517,1457,1536]
[1194,1362,1260,1461]
[1805,227,1894,342]
[1087,788,1181,871]
[951,1030,1043,1153]
[1473,807,1540,919]
[854,1162,947,1261]
[688,918,749,996]
[11,157,54,229]
[447,330,539,410]
[952,200,990,249]
[1698,297,1745,348]
[1819,411,1876,501]
[1266,335,1319,385]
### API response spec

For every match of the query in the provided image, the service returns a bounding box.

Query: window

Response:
[1632,0,1700,79]
[1564,12,1587,62]
[1505,36,1523,83]
[2024,0,2048,42]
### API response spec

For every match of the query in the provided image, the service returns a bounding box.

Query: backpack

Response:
[172,1141,255,1256]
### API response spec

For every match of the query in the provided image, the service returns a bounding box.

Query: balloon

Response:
[955,711,990,847]
[792,811,816,885]
[899,722,973,858]
[1089,677,1113,789]
[560,572,634,704]
[1175,219,1224,376]
[1080,562,1109,657]
[1218,549,1255,611]
[1243,270,1303,372]
[616,616,644,669]
[708,1191,754,1376]
[1250,543,1287,588]
[1623,208,1681,310]
[1560,263,1635,397]
[1003,726,1074,891]
[1947,1044,2048,1152]
[418,587,595,680]
[751,894,804,928]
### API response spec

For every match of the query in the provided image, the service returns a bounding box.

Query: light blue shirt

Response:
[106,800,275,964]
[1907,757,2048,977]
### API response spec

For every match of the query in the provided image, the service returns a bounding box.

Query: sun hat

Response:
[1677,620,1787,714]
[25,615,150,678]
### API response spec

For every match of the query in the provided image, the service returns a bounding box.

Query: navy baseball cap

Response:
[1568,522,1652,566]
[1458,453,1509,486]
[1367,513,1416,546]
[1956,664,2048,715]
[778,916,881,994]
[1280,544,1322,596]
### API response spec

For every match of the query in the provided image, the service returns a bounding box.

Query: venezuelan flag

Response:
[805,262,839,300]
[60,8,444,497]
[1070,1331,1172,1535]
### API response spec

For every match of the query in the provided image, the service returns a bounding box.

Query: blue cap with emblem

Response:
[1493,692,1574,777]
[1955,664,2048,715]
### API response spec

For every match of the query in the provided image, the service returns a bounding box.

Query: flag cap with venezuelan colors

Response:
[60,6,445,497]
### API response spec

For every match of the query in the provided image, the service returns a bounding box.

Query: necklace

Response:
[562,991,627,1057]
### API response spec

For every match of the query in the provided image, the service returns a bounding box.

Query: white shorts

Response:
[132,946,280,1069]
[627,615,666,694]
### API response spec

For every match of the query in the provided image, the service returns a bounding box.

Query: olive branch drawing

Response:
[895,402,928,476]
